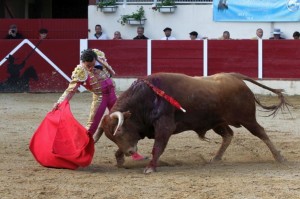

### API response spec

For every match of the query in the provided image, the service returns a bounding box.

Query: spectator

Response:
[219,31,232,40]
[189,31,202,40]
[161,27,176,40]
[6,24,23,39]
[252,28,263,39]
[39,28,48,39]
[113,31,122,40]
[269,28,285,40]
[92,24,108,40]
[133,26,148,40]
[293,31,300,40]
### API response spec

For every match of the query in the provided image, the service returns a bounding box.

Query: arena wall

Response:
[0,39,299,95]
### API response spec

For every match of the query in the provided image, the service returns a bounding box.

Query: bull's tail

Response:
[229,73,292,116]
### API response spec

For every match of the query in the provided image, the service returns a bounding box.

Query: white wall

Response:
[88,4,300,40]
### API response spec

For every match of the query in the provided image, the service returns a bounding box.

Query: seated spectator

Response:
[113,31,122,40]
[161,27,176,40]
[92,24,108,40]
[219,31,232,40]
[39,28,48,39]
[269,28,285,40]
[293,31,300,40]
[252,28,263,39]
[133,26,148,40]
[6,24,23,39]
[189,31,202,40]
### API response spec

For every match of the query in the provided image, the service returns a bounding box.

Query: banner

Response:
[213,0,300,22]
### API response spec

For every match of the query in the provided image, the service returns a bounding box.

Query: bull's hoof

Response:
[275,154,287,163]
[143,167,156,174]
[116,164,125,168]
[210,157,222,163]
[116,158,125,167]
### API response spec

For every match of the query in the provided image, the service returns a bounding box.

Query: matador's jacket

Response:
[56,49,117,132]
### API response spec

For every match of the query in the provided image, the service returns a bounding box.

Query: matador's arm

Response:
[53,65,87,110]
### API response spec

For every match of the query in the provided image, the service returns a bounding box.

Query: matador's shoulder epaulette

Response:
[71,65,88,82]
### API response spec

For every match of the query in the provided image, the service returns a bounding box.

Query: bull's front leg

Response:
[115,148,125,167]
[144,117,175,174]
[144,140,168,174]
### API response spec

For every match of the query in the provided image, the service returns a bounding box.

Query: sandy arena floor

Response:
[0,93,300,199]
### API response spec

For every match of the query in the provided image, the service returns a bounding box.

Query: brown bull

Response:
[94,72,290,173]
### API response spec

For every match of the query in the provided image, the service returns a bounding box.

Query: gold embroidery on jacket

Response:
[87,68,111,95]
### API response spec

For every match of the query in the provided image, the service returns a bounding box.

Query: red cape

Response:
[29,100,94,170]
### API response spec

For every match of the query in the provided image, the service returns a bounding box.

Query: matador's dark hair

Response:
[80,49,97,62]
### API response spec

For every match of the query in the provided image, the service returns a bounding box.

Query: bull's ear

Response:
[100,115,110,128]
[123,111,131,120]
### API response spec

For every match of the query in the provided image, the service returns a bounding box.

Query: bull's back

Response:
[148,73,257,130]
[149,72,254,107]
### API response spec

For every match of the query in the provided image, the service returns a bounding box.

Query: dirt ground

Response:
[1,93,300,199]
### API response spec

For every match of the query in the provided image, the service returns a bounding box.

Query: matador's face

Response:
[83,59,96,72]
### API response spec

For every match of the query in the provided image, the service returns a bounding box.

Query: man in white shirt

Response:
[92,24,108,40]
[161,27,176,40]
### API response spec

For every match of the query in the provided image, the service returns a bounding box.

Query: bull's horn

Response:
[110,111,124,136]
[93,127,104,143]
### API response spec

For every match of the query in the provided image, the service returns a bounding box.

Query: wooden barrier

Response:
[0,39,299,92]
[208,40,258,77]
[263,40,300,78]
[152,40,204,76]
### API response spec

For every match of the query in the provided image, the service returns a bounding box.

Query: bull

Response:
[94,72,290,173]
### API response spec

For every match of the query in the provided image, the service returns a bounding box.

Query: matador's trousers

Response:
[87,78,117,136]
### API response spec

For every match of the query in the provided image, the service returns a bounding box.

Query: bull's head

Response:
[94,111,140,157]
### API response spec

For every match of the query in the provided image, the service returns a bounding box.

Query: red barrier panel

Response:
[0,39,80,92]
[152,40,203,76]
[263,40,300,78]
[208,40,258,78]
[88,40,147,77]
